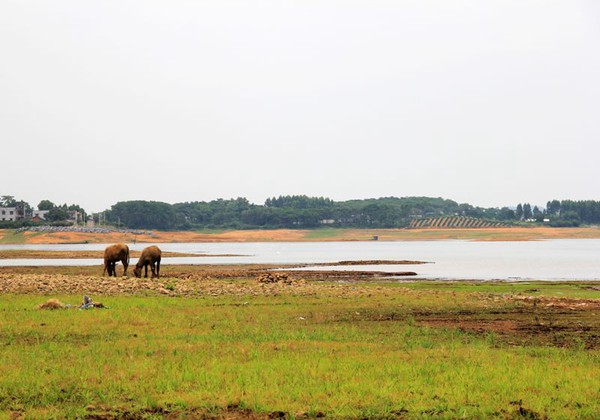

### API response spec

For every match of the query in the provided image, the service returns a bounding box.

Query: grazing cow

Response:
[103,243,130,277]
[133,246,162,278]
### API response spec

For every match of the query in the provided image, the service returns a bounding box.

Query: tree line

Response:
[3,194,600,230]
[102,196,600,230]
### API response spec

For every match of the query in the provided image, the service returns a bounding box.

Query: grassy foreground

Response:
[1,280,600,419]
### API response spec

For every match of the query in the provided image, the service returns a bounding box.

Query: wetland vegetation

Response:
[1,262,599,418]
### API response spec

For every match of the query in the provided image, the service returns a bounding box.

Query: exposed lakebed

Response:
[0,239,599,280]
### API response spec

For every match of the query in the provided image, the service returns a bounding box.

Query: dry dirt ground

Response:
[0,272,383,298]
[414,295,600,349]
[0,229,309,244]
[2,226,600,244]
[0,261,419,297]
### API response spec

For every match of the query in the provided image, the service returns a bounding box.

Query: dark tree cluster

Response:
[4,194,600,231]
[107,201,175,230]
[36,200,87,222]
[510,200,600,227]
[103,196,540,231]
[547,200,600,227]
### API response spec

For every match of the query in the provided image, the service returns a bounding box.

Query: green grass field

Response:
[1,281,599,419]
[0,230,27,244]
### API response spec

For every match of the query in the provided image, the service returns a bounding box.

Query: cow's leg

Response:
[122,258,128,276]
[144,264,148,278]
[156,260,160,278]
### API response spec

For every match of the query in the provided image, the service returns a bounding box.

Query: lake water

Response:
[0,239,599,281]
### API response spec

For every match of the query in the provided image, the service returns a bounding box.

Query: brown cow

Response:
[133,245,161,278]
[103,243,130,277]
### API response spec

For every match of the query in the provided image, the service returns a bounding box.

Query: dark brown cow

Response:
[103,243,130,277]
[133,245,162,278]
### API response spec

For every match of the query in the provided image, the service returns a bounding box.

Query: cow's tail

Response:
[127,248,130,266]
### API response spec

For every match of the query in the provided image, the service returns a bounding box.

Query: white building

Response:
[0,207,18,222]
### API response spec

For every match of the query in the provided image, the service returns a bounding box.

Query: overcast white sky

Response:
[1,1,598,212]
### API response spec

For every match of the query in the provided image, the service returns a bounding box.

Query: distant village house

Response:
[2,207,84,225]
[32,209,50,221]
[0,207,18,222]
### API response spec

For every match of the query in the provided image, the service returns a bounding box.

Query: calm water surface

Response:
[0,239,599,281]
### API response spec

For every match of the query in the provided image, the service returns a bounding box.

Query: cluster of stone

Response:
[17,226,145,234]
[256,273,293,284]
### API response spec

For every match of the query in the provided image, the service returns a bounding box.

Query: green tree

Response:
[523,203,532,220]
[47,207,69,221]
[0,195,17,207]
[498,207,515,220]
[546,200,561,216]
[38,200,55,210]
[533,206,543,221]
[107,201,175,230]
[515,204,523,220]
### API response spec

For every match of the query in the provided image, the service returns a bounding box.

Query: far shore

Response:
[1,226,600,245]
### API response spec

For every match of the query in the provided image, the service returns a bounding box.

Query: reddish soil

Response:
[84,405,317,420]
[414,296,600,349]
[4,226,600,244]
[421,319,519,333]
[18,229,309,244]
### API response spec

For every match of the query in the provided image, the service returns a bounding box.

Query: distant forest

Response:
[100,196,600,230]
[3,195,599,231]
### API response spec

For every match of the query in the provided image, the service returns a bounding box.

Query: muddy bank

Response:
[278,269,418,279]
[0,254,423,279]
[3,226,600,244]
[0,273,399,298]
[310,259,428,266]
[414,295,600,349]
[344,293,600,350]
[0,263,418,281]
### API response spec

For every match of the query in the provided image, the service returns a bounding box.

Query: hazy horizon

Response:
[2,1,599,213]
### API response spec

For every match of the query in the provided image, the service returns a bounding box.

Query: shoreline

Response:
[1,262,599,284]
[1,226,600,244]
